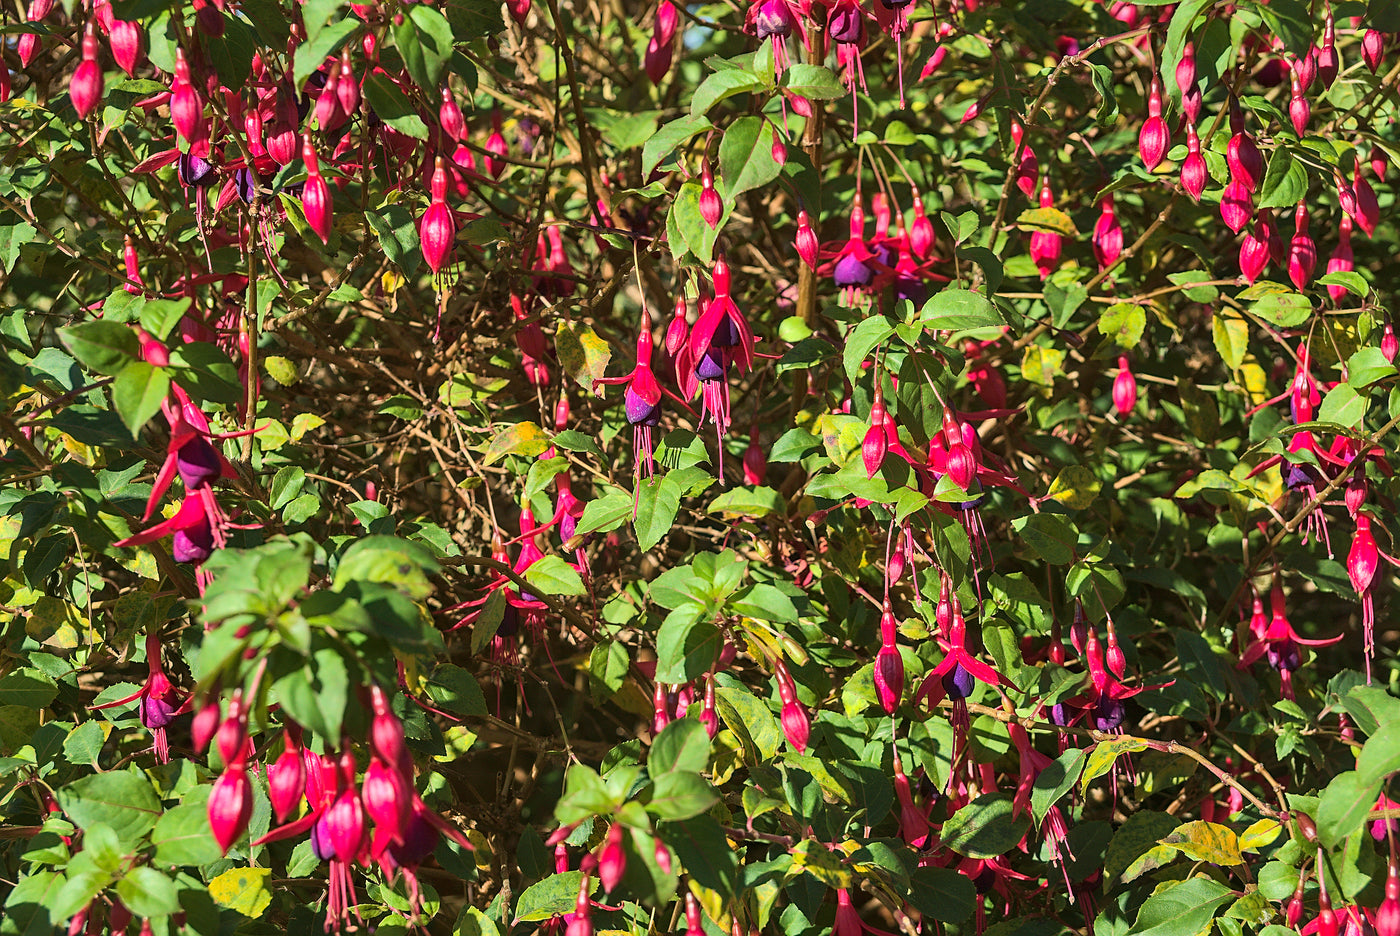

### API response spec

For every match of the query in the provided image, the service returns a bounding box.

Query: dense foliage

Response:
[6,0,1400,934]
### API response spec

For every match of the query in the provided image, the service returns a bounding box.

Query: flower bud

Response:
[70,28,104,120]
[362,756,412,848]
[743,429,767,485]
[910,195,935,257]
[795,209,819,269]
[1327,214,1354,302]
[1181,124,1206,201]
[1288,74,1310,136]
[485,115,508,179]
[1317,12,1339,89]
[209,765,253,855]
[267,734,307,822]
[699,676,718,739]
[440,86,465,141]
[699,163,722,229]
[1219,179,1253,234]
[1113,356,1137,415]
[1364,30,1385,73]
[597,822,626,892]
[420,158,456,274]
[1383,323,1398,363]
[1240,215,1270,284]
[191,698,220,752]
[1138,77,1169,170]
[1287,202,1316,291]
[873,608,903,715]
[653,836,672,874]
[862,396,888,478]
[300,137,333,243]
[1092,196,1122,270]
[170,50,203,146]
[1354,158,1380,236]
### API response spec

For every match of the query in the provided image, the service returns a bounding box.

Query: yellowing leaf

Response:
[787,839,855,888]
[1045,466,1101,510]
[1099,303,1146,349]
[482,421,550,465]
[1021,345,1064,390]
[26,596,92,649]
[556,322,612,392]
[1238,818,1282,851]
[1212,310,1249,370]
[1081,736,1148,790]
[1016,207,1078,237]
[1159,820,1244,865]
[209,867,273,918]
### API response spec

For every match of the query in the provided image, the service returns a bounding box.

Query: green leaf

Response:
[719,116,781,200]
[1105,810,1182,884]
[1319,270,1369,298]
[0,668,57,708]
[524,556,586,597]
[1011,514,1078,564]
[941,794,1030,859]
[396,7,454,100]
[1357,720,1400,785]
[652,718,712,775]
[577,491,634,537]
[152,793,224,866]
[905,867,977,924]
[654,607,722,683]
[1256,0,1313,57]
[1015,207,1078,237]
[1318,384,1367,428]
[444,0,503,42]
[1241,281,1313,328]
[642,114,712,177]
[715,686,780,762]
[646,771,719,820]
[206,16,256,88]
[55,768,162,846]
[634,474,683,552]
[292,16,360,93]
[1129,876,1233,936]
[365,202,426,273]
[1213,309,1249,369]
[424,663,487,717]
[362,71,430,141]
[1348,347,1394,388]
[1081,736,1148,789]
[1317,770,1380,848]
[112,362,171,436]
[1258,147,1310,207]
[919,289,1007,331]
[1031,747,1087,825]
[137,298,192,342]
[167,342,243,403]
[708,486,783,519]
[781,63,846,100]
[690,69,763,116]
[514,872,587,923]
[115,867,180,918]
[58,320,140,376]
[0,221,38,273]
[1099,303,1146,349]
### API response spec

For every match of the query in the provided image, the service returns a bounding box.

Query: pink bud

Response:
[699,676,718,739]
[191,699,220,753]
[485,126,508,179]
[1139,77,1169,170]
[1288,75,1310,136]
[1364,30,1385,73]
[645,32,674,85]
[654,836,672,874]
[362,756,411,849]
[1240,215,1270,284]
[70,28,104,120]
[873,608,903,715]
[314,60,345,132]
[919,46,948,80]
[1294,48,1318,91]
[420,158,456,275]
[1350,514,1380,595]
[300,137,333,243]
[909,196,935,258]
[795,209,819,269]
[1227,109,1264,192]
[743,429,767,485]
[1377,859,1400,936]
[665,298,689,356]
[1354,158,1380,236]
[1348,471,1370,518]
[598,822,626,892]
[862,397,888,478]
[216,695,247,765]
[1014,146,1039,198]
[1093,197,1123,270]
[336,50,359,117]
[1317,12,1339,89]
[1181,124,1207,201]
[1383,323,1398,363]
[209,765,253,855]
[1327,214,1354,302]
[1219,178,1253,234]
[136,327,169,367]
[170,50,203,146]
[1113,356,1137,415]
[267,735,306,822]
[122,235,143,294]
[699,164,722,229]
[1287,202,1316,291]
[1175,42,1196,97]
[780,698,809,753]
[945,440,976,490]
[439,87,465,141]
[771,134,786,167]
[110,17,142,76]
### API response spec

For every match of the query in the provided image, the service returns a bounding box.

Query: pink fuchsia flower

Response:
[1138,75,1169,170]
[1113,356,1138,415]
[1288,202,1317,290]
[774,660,809,753]
[1227,97,1264,192]
[872,600,903,714]
[745,0,810,75]
[1029,179,1062,278]
[90,630,188,763]
[1092,196,1123,271]
[595,306,663,488]
[1328,214,1355,302]
[1239,575,1344,698]
[1354,156,1380,236]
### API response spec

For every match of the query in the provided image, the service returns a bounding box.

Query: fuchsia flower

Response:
[914,591,1001,744]
[596,306,663,488]
[420,157,456,275]
[1288,202,1317,290]
[682,257,755,467]
[1289,72,1310,137]
[1181,123,1207,201]
[1227,98,1264,192]
[827,0,869,138]
[645,2,679,84]
[745,0,810,75]
[91,631,188,763]
[1328,213,1355,302]
[1239,576,1344,698]
[822,200,878,304]
[69,26,103,120]
[774,659,809,753]
[1112,356,1137,415]
[1364,29,1386,73]
[872,600,903,714]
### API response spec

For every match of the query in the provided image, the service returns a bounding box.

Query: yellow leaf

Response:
[1238,818,1282,851]
[1081,736,1148,790]
[1021,345,1064,391]
[209,867,273,918]
[556,322,612,392]
[1016,207,1078,237]
[482,421,550,466]
[1159,820,1244,865]
[26,596,92,649]
[1045,466,1101,510]
[787,839,854,888]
